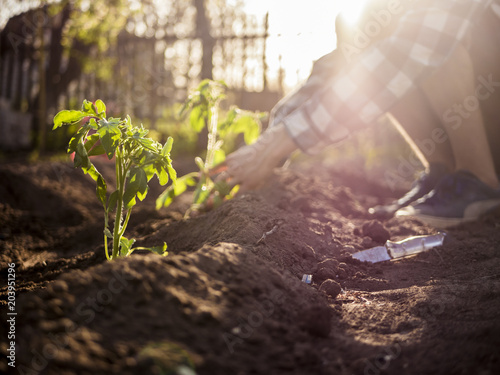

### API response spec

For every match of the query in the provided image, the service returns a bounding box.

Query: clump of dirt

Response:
[1,158,500,375]
[362,220,391,244]
[319,279,342,299]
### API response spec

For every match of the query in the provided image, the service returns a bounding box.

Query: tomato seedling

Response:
[53,99,176,260]
[156,80,263,214]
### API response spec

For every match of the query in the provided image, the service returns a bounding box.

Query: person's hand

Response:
[211,123,297,192]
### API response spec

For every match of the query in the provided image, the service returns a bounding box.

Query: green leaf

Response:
[225,108,238,124]
[189,106,206,133]
[119,236,136,257]
[133,133,155,150]
[97,119,121,159]
[95,99,106,116]
[96,174,107,207]
[84,133,100,152]
[85,163,101,182]
[142,161,156,182]
[158,167,169,186]
[193,176,213,205]
[213,149,226,166]
[148,242,168,256]
[123,168,148,209]
[53,110,84,129]
[167,164,177,184]
[156,173,196,209]
[104,228,113,239]
[219,107,238,137]
[74,142,103,183]
[233,115,260,144]
[229,184,240,197]
[88,144,106,157]
[157,155,176,186]
[82,99,96,115]
[156,186,175,210]
[74,142,91,170]
[199,79,211,95]
[88,118,99,130]
[123,194,136,210]
[125,115,133,127]
[67,124,90,153]
[162,137,173,156]
[107,190,119,212]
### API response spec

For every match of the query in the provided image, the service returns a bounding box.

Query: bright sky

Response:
[1,0,368,90]
[241,0,344,89]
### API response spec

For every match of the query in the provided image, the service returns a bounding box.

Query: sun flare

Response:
[241,0,343,89]
[340,0,369,25]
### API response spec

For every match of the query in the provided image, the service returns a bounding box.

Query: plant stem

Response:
[205,103,219,169]
[112,150,125,259]
[119,208,133,237]
[104,233,110,260]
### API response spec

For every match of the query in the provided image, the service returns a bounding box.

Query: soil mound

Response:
[1,159,500,374]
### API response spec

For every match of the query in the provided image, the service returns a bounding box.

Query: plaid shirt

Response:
[273,0,496,154]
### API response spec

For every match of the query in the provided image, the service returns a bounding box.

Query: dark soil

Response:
[1,157,500,375]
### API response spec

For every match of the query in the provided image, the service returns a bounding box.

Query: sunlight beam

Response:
[340,0,369,25]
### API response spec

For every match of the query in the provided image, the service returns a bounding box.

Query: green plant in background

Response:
[156,79,263,214]
[53,99,176,260]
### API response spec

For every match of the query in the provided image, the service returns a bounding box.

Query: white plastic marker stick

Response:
[351,233,446,263]
[302,274,312,284]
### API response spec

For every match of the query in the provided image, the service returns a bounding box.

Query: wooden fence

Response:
[0,3,281,151]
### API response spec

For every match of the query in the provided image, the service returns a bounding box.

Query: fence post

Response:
[37,5,47,153]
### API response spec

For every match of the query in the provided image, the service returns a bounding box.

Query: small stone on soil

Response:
[317,258,339,271]
[362,220,390,243]
[313,267,337,284]
[319,279,342,299]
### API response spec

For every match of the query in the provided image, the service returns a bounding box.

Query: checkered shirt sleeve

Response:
[280,0,493,154]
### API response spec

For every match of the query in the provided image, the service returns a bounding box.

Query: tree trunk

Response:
[194,0,215,80]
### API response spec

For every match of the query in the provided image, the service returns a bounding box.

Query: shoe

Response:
[395,170,500,228]
[369,164,449,217]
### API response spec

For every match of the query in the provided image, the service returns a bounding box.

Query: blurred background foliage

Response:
[0,0,277,155]
[0,0,415,183]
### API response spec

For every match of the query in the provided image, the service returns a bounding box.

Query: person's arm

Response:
[269,50,343,128]
[218,122,296,192]
[219,0,492,191]
[283,0,492,154]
